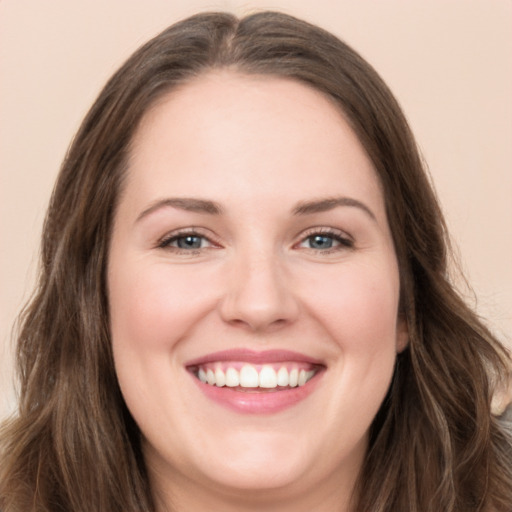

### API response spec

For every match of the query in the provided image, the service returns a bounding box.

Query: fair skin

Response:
[108,71,408,512]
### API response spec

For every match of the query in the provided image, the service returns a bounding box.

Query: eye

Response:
[304,234,338,250]
[158,230,215,252]
[172,234,209,249]
[297,229,354,252]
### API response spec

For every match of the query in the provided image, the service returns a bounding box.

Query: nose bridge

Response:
[219,241,298,331]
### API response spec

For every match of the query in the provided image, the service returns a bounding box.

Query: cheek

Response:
[107,261,218,427]
[299,258,400,415]
[301,260,401,351]
[320,265,400,413]
[109,262,216,354]
[325,273,399,391]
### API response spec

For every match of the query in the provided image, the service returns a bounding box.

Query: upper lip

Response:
[185,348,325,367]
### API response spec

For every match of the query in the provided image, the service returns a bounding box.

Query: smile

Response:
[185,349,325,413]
[194,363,318,389]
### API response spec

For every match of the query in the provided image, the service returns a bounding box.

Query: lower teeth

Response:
[227,386,292,393]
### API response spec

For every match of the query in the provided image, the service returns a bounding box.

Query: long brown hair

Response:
[1,11,510,512]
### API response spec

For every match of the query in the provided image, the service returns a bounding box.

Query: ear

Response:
[396,314,409,353]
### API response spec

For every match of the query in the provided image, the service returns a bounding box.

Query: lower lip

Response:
[189,372,323,414]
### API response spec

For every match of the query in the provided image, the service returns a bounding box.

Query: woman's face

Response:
[108,72,408,505]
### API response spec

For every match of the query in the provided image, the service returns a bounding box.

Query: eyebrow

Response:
[292,196,376,221]
[136,195,376,223]
[136,197,223,222]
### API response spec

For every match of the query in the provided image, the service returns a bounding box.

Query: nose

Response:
[219,251,300,332]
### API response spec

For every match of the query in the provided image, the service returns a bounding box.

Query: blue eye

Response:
[159,232,212,251]
[306,234,337,250]
[174,235,205,249]
[298,231,353,252]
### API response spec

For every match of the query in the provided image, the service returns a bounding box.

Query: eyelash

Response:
[157,227,354,255]
[157,228,218,254]
[297,227,354,254]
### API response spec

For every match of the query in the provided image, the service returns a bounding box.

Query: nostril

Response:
[218,278,299,331]
[224,315,291,332]
[217,252,301,331]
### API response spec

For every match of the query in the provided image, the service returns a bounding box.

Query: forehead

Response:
[124,71,384,219]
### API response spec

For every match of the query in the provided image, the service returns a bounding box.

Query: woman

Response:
[1,11,511,512]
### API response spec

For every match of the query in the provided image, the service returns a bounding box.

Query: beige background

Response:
[1,0,511,421]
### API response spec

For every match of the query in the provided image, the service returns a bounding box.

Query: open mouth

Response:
[185,349,325,413]
[189,362,320,391]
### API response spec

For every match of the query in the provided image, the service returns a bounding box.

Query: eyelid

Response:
[155,225,354,254]
[299,226,353,242]
[157,227,222,250]
[294,226,354,251]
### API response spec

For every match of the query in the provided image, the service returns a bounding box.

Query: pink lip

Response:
[185,349,325,415]
[185,348,324,367]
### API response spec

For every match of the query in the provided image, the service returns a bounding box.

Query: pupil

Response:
[178,236,202,249]
[310,235,332,249]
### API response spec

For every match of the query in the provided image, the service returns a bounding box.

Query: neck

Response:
[147,447,363,512]
[154,477,359,512]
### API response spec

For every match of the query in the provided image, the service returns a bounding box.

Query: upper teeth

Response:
[197,364,316,389]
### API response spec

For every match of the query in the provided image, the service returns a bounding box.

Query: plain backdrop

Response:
[1,0,511,421]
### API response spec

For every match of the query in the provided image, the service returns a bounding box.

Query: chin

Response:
[195,430,309,490]
[208,463,300,492]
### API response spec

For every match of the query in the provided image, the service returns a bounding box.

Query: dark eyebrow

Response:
[136,197,223,222]
[292,196,376,221]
